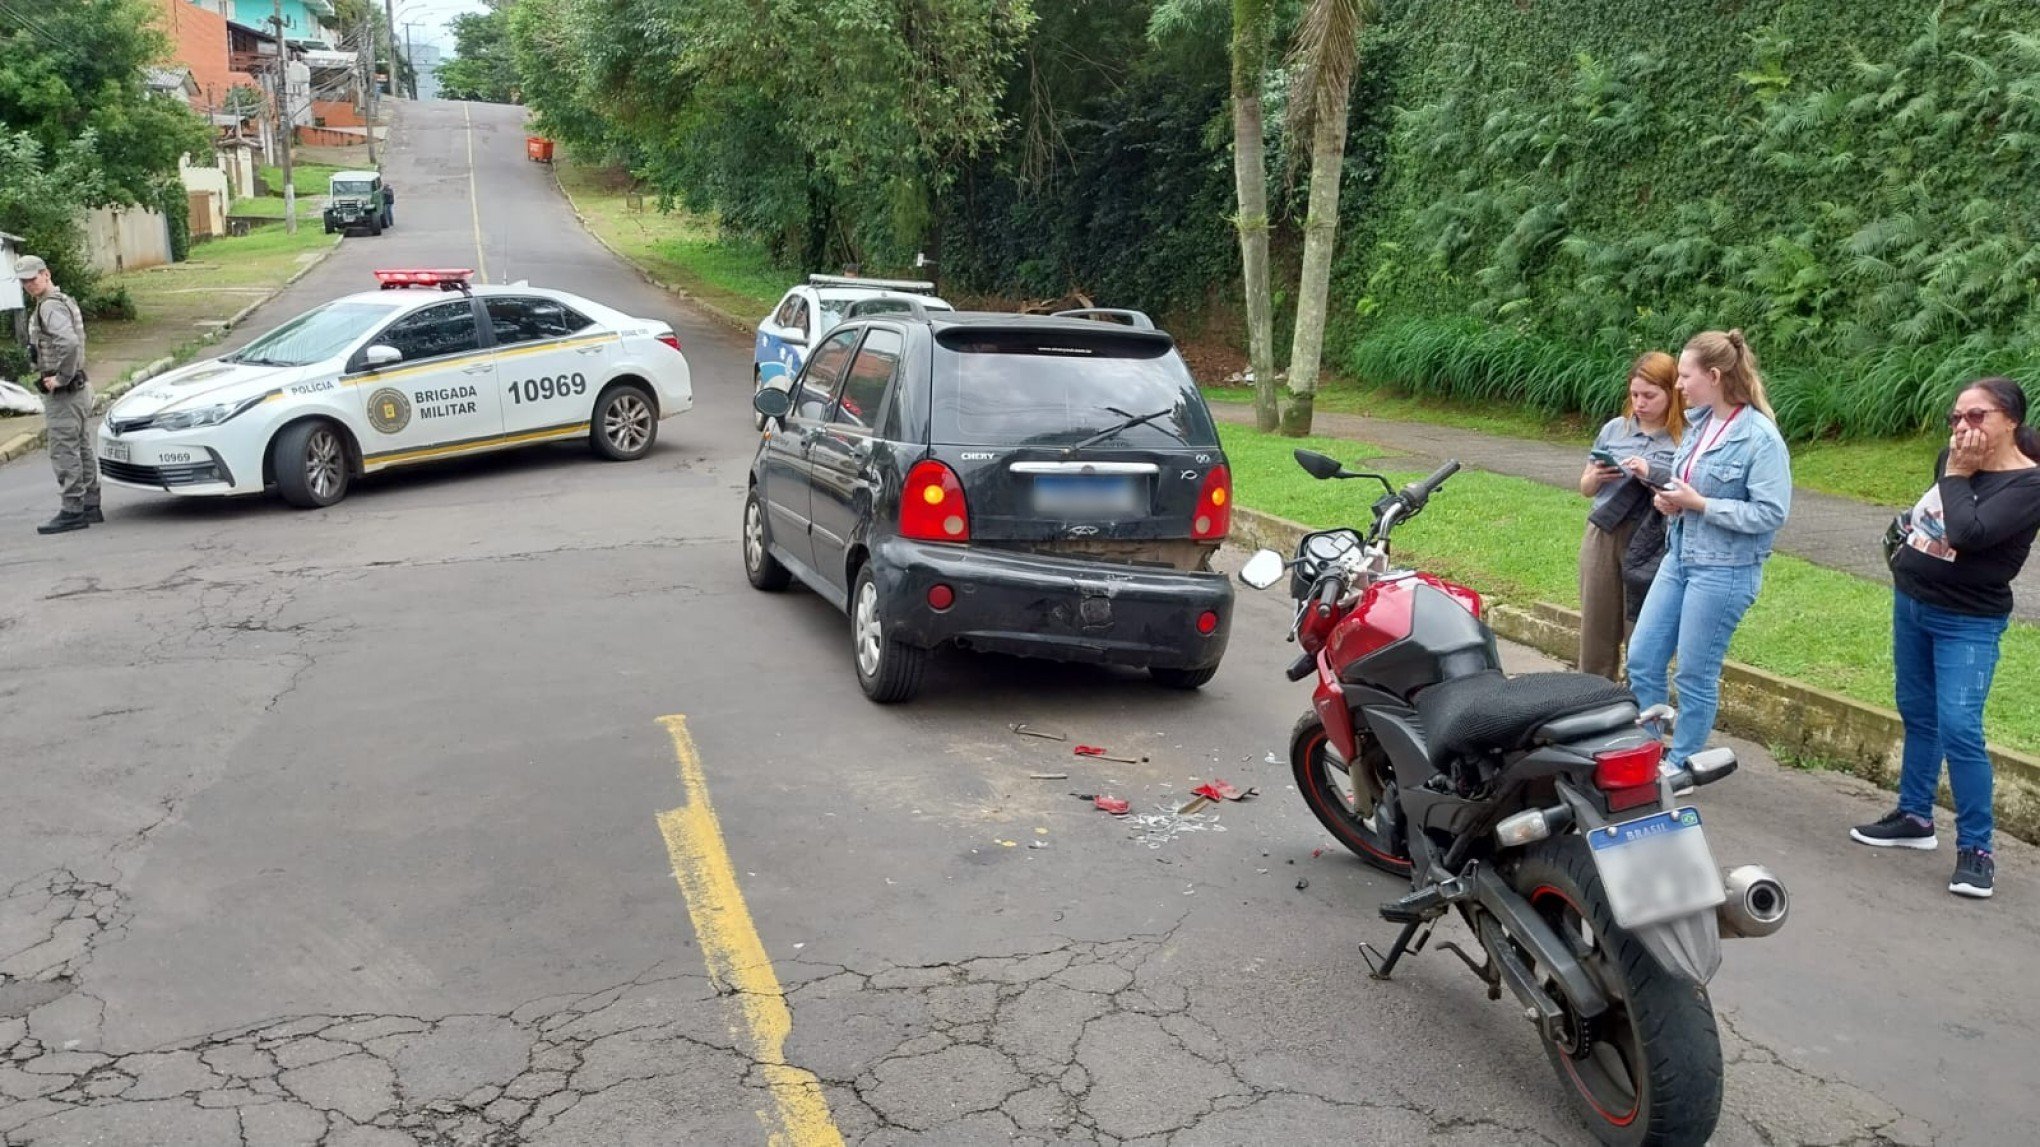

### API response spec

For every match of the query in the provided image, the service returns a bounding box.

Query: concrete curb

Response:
[1232,505,2040,844]
[548,167,756,336]
[0,237,342,468]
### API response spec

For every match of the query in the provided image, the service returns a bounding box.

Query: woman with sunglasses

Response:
[1852,378,2040,899]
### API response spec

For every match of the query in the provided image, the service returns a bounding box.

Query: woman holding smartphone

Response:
[1576,352,1684,678]
[1621,329,1792,768]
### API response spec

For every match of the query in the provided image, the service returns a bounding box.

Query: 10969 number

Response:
[507,373,587,404]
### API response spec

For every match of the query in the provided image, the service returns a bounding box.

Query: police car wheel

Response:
[274,420,350,509]
[592,383,657,461]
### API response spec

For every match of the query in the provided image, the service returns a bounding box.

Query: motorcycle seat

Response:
[1414,670,1635,768]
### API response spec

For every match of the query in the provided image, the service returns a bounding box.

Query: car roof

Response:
[317,283,626,318]
[917,310,1175,344]
[331,170,380,180]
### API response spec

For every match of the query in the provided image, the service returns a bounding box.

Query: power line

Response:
[0,0,69,51]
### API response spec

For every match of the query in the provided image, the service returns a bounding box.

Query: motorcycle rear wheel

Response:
[1289,710,1410,875]
[1509,837,1723,1147]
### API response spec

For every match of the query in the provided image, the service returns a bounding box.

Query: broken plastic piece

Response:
[1093,796,1131,815]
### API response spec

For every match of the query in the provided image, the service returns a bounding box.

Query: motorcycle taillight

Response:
[1593,742,1663,813]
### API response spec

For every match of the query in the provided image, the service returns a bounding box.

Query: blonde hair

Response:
[1625,351,1685,442]
[1683,329,1775,420]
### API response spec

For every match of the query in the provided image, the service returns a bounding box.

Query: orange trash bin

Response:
[526,136,554,163]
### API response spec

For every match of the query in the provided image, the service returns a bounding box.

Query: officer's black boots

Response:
[36,510,89,534]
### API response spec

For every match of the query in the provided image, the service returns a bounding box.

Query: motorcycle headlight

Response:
[154,395,263,430]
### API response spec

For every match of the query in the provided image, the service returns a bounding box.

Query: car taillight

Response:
[1594,743,1663,812]
[1195,610,1219,635]
[901,461,969,542]
[656,333,682,352]
[1193,464,1231,540]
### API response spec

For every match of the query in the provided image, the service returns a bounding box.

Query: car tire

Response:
[273,420,350,509]
[851,565,925,703]
[591,382,657,461]
[323,221,335,235]
[368,216,382,237]
[1150,665,1219,690]
[742,488,792,592]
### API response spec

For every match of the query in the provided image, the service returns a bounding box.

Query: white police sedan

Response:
[98,270,693,508]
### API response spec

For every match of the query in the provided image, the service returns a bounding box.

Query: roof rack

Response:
[375,269,474,293]
[1051,307,1156,331]
[844,295,938,322]
[808,273,938,294]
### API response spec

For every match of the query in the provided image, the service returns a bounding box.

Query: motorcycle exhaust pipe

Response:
[1717,865,1789,938]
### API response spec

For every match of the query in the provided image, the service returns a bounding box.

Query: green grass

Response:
[259,162,349,195]
[1206,377,1952,509]
[552,157,789,320]
[1221,423,2040,754]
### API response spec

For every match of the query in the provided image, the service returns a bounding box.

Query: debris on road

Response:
[1011,722,1067,742]
[1029,772,1069,780]
[1089,795,1131,815]
[1264,751,1282,765]
[1074,744,1149,764]
[1295,878,1310,891]
[1128,805,1226,849]
[1176,779,1259,815]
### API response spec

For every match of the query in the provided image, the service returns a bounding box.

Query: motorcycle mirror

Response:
[1293,449,1346,480]
[1238,549,1287,589]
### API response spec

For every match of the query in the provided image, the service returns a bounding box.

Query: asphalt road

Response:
[2,101,2035,1147]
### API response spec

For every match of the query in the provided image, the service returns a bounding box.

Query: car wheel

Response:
[851,565,925,703]
[323,222,335,235]
[1150,665,1219,690]
[743,488,792,592]
[274,420,350,508]
[752,366,765,431]
[368,216,382,236]
[591,382,657,461]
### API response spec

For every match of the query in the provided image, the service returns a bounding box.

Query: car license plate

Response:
[102,438,130,463]
[1033,474,1140,517]
[1586,807,1725,930]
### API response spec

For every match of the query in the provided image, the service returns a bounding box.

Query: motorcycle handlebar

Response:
[1401,459,1461,507]
[1313,573,1344,616]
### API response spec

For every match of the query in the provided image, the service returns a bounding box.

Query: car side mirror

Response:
[1239,549,1287,589]
[363,344,402,369]
[1294,449,1346,480]
[753,387,793,420]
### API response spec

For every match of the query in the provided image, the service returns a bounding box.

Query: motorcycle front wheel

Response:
[1508,836,1723,1147]
[1290,710,1410,875]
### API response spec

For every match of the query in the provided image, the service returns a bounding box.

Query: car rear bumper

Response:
[874,538,1233,670]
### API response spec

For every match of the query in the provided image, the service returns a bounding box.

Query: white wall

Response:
[83,207,172,274]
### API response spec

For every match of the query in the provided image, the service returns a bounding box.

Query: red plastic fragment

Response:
[1093,796,1131,815]
[1074,745,1106,757]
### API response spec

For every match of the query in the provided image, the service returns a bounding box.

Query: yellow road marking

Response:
[655,716,845,1147]
[465,104,490,282]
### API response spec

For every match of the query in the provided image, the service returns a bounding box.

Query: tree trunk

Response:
[1230,0,1277,433]
[1281,77,1353,438]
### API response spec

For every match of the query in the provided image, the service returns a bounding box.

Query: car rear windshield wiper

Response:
[1064,406,1179,454]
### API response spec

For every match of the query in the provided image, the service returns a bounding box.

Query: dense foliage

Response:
[437,2,521,104]
[0,0,211,297]
[1340,0,2040,438]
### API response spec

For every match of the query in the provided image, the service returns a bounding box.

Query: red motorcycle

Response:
[1237,449,1789,1147]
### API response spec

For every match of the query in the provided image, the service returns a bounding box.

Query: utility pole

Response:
[271,0,297,234]
[359,15,377,166]
[404,22,419,100]
[383,0,400,100]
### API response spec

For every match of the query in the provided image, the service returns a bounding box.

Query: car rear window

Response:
[929,328,1218,448]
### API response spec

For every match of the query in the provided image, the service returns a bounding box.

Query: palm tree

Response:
[1280,0,1367,436]
[1230,0,1278,431]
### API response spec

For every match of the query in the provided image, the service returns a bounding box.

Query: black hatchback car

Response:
[745,306,1235,702]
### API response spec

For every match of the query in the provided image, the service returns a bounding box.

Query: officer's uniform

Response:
[23,267,98,528]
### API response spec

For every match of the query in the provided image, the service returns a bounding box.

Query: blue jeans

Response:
[1625,550,1763,766]
[1893,590,2008,852]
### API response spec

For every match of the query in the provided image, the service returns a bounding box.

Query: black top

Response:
[1891,450,2040,617]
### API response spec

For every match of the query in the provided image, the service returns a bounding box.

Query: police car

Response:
[753,274,950,424]
[98,269,693,508]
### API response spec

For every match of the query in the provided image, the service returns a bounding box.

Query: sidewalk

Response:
[1213,403,2040,623]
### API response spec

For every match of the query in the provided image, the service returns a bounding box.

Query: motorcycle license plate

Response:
[1586,807,1725,930]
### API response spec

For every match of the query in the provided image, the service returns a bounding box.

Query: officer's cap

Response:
[13,255,48,280]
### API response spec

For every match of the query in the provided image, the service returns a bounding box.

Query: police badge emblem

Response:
[367,387,411,434]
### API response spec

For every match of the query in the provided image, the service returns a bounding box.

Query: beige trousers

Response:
[1578,517,1639,681]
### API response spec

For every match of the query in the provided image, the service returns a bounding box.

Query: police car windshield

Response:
[228,301,399,367]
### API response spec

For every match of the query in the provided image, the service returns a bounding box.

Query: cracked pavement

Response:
[4,101,2035,1145]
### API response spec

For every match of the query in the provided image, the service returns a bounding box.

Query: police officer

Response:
[17,255,101,534]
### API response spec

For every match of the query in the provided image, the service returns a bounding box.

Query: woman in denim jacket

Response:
[1619,329,1792,767]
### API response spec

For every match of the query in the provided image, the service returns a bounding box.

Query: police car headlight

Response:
[155,396,263,430]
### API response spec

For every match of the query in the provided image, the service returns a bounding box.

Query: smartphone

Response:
[1589,448,1623,469]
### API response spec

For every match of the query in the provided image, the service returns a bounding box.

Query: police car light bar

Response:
[807,273,937,294]
[374,269,475,291]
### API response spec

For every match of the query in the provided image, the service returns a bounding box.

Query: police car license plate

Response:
[1586,807,1725,930]
[101,438,130,463]
[1033,475,1139,517]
